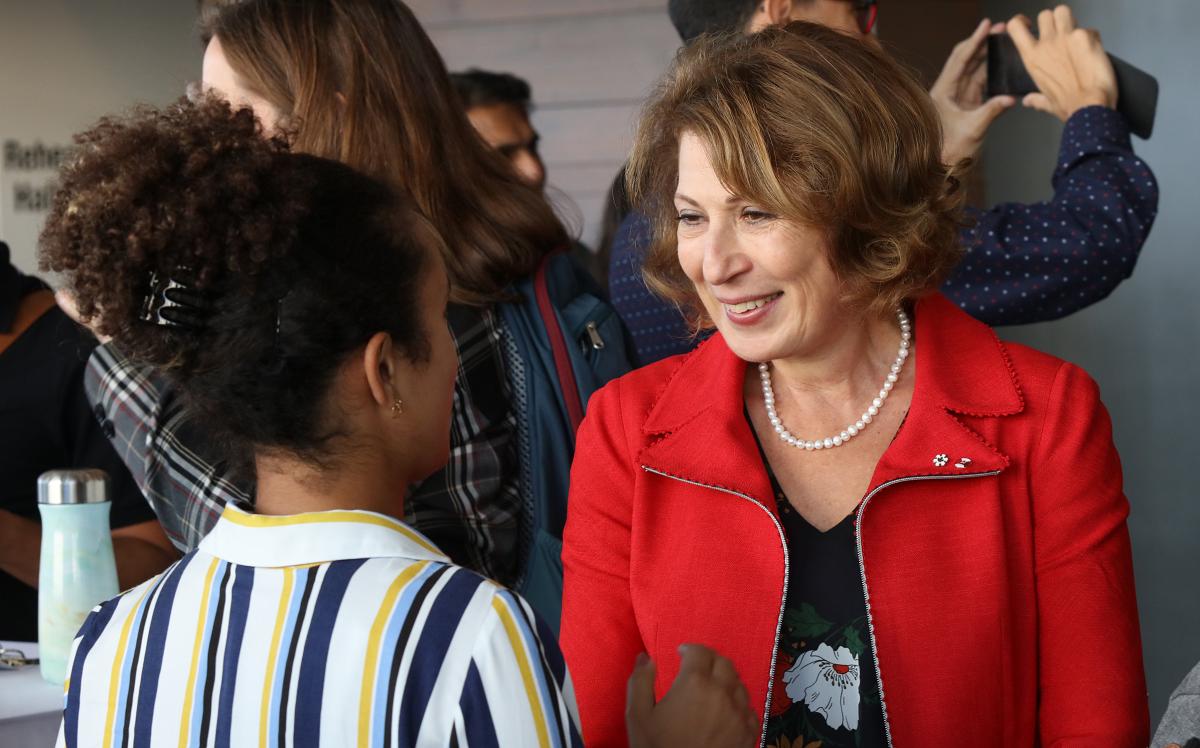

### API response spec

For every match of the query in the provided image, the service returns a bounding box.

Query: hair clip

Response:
[138,271,212,330]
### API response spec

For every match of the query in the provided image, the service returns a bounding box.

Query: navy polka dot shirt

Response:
[607,106,1159,366]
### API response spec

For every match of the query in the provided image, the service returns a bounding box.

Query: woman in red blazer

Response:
[560,22,1147,748]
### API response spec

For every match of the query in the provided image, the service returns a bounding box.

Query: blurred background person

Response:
[0,241,175,642]
[42,95,583,747]
[1155,658,1200,747]
[82,0,631,630]
[42,93,756,748]
[451,68,546,191]
[593,168,632,290]
[607,1,1158,364]
[452,67,608,284]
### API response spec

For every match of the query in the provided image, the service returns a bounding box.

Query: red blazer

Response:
[560,294,1147,747]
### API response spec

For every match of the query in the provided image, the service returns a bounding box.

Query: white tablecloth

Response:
[0,642,63,747]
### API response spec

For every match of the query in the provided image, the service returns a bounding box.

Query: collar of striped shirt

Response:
[198,504,450,568]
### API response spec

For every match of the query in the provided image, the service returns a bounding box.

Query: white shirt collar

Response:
[198,504,450,568]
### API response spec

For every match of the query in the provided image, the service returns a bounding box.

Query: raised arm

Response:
[945,105,1157,325]
[84,342,251,551]
[942,6,1158,326]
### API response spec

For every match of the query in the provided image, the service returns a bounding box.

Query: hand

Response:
[1008,5,1118,122]
[930,18,1017,167]
[55,288,111,344]
[626,645,758,748]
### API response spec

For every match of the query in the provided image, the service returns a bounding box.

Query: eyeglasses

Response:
[0,646,38,669]
[852,0,879,35]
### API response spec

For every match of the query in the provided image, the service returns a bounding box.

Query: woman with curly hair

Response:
[78,0,631,619]
[43,97,757,748]
[42,92,581,746]
[559,22,1147,747]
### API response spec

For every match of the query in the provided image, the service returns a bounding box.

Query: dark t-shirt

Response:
[750,417,886,748]
[0,244,153,640]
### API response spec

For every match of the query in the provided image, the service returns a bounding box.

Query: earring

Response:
[390,398,403,417]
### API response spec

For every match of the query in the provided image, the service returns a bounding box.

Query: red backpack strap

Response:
[533,255,585,431]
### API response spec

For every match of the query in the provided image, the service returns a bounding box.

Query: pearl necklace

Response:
[759,309,911,450]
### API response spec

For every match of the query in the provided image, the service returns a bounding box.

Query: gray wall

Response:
[0,1,200,273]
[980,0,1200,723]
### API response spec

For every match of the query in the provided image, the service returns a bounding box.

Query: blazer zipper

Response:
[641,466,788,748]
[856,469,1001,748]
[643,464,1001,748]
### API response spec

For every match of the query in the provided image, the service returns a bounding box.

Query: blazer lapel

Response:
[636,294,1024,499]
[870,294,1022,489]
[638,337,775,508]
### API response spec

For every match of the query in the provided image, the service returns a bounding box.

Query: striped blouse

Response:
[56,504,582,747]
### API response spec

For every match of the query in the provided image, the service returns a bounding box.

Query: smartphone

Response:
[986,33,1159,139]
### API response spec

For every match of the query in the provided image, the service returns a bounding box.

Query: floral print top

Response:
[755,441,887,748]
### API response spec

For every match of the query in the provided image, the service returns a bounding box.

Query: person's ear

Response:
[745,0,794,34]
[759,0,796,29]
[362,332,400,414]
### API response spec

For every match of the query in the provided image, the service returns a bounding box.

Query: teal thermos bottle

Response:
[36,469,119,685]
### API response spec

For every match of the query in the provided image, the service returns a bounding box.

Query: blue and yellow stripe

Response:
[57,511,582,748]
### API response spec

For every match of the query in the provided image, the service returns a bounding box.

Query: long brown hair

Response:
[202,0,568,305]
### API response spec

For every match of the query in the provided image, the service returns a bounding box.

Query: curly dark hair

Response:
[39,95,433,466]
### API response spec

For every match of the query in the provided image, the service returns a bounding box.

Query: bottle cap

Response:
[37,470,110,505]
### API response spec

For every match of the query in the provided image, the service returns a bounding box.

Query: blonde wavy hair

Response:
[627,22,968,328]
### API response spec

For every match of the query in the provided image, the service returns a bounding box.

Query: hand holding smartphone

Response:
[986,30,1158,138]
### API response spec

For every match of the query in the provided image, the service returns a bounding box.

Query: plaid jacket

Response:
[85,304,526,586]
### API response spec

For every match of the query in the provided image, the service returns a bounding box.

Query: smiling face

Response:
[674,132,852,364]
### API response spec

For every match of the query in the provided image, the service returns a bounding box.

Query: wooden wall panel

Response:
[532,105,639,165]
[412,0,663,26]
[410,2,678,245]
[545,164,626,206]
[410,0,990,245]
[424,11,677,105]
